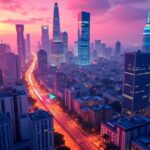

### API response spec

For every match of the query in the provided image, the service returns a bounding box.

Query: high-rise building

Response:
[26,34,31,61]
[0,112,13,150]
[6,52,21,85]
[78,11,90,66]
[53,2,60,40]
[122,51,150,113]
[37,50,48,75]
[115,40,121,61]
[0,42,7,72]
[41,26,50,63]
[143,9,150,52]
[0,69,3,87]
[16,24,26,68]
[61,31,68,54]
[74,41,78,57]
[0,85,28,141]
[95,40,101,56]
[51,2,65,66]
[28,109,54,150]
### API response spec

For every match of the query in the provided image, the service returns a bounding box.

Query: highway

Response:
[25,55,98,150]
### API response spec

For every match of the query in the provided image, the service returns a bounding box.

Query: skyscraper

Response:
[28,109,54,150]
[37,50,48,75]
[122,51,150,113]
[16,24,26,68]
[26,34,31,61]
[115,40,121,61]
[0,42,7,72]
[61,31,68,54]
[143,8,150,52]
[51,2,65,65]
[41,26,50,63]
[0,69,3,87]
[95,40,101,56]
[0,85,28,141]
[53,2,60,40]
[6,52,21,85]
[0,112,13,150]
[78,11,90,65]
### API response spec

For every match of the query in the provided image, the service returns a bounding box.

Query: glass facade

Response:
[78,11,90,66]
[123,51,150,112]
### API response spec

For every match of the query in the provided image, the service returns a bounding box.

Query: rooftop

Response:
[90,105,112,112]
[132,136,150,150]
[28,109,52,121]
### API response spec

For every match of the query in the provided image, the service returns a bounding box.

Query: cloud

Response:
[67,0,111,14]
[0,17,50,24]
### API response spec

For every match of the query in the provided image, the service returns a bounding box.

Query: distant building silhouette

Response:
[16,24,26,68]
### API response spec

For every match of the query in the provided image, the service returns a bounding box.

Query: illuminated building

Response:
[0,86,28,141]
[78,11,90,65]
[16,24,26,68]
[53,2,60,40]
[26,34,31,61]
[101,116,150,150]
[143,9,150,52]
[0,112,13,150]
[37,50,48,75]
[122,51,150,113]
[51,3,65,65]
[28,109,54,150]
[41,26,50,63]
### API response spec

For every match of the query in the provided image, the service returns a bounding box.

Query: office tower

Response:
[61,31,68,54]
[26,34,31,61]
[74,41,78,57]
[6,52,21,85]
[28,109,54,150]
[0,112,13,150]
[0,42,7,72]
[41,26,50,63]
[37,50,48,75]
[105,47,112,59]
[53,2,60,40]
[78,11,90,65]
[122,51,150,113]
[95,40,101,56]
[51,3,65,65]
[143,9,150,52]
[16,24,26,68]
[115,40,121,61]
[0,69,3,87]
[0,86,28,141]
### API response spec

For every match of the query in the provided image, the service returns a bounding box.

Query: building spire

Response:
[147,8,150,23]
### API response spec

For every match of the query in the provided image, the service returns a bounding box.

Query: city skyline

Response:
[0,0,149,51]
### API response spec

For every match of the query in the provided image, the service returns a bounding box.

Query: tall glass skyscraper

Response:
[143,9,150,52]
[78,11,90,66]
[122,51,150,113]
[16,24,26,68]
[53,2,60,40]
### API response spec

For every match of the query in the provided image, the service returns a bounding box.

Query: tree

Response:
[54,132,65,147]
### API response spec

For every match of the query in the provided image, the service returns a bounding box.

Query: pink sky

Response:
[0,0,149,52]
